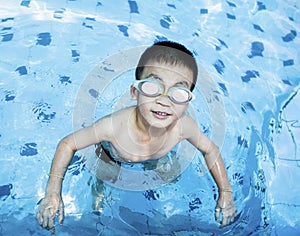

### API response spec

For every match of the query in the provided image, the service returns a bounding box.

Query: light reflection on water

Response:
[0,0,299,235]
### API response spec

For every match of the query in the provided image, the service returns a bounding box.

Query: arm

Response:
[36,139,74,233]
[183,116,236,227]
[202,143,236,227]
[36,117,112,232]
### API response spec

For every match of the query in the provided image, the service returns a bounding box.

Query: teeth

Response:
[155,111,167,116]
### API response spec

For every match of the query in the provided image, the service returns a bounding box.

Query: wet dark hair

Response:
[135,41,198,91]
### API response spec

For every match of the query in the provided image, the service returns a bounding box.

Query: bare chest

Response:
[110,132,180,162]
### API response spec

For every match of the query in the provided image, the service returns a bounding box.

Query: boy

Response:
[36,41,236,232]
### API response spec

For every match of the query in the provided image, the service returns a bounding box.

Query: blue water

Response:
[0,0,300,235]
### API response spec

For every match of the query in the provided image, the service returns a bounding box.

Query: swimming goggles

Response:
[133,77,195,104]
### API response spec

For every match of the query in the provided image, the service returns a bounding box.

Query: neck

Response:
[133,108,168,142]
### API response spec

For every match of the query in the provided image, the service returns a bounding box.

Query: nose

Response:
[155,94,171,107]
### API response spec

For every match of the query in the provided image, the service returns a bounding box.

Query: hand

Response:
[36,193,64,233]
[215,191,236,227]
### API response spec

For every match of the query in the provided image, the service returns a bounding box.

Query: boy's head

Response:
[135,41,198,91]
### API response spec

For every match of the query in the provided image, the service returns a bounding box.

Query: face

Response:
[132,61,194,129]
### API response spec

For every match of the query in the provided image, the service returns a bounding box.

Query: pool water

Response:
[0,0,299,235]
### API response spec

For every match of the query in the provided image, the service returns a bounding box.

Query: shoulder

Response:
[93,107,134,140]
[96,107,133,124]
[108,106,134,127]
[179,114,201,139]
[180,114,199,129]
[179,115,215,152]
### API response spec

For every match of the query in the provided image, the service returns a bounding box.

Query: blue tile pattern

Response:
[0,0,299,235]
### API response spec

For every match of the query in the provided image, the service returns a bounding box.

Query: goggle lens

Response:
[140,81,160,96]
[134,79,194,104]
[169,87,191,104]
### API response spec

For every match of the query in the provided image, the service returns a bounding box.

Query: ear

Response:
[130,85,138,100]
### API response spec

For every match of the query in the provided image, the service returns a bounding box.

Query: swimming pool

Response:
[0,0,299,235]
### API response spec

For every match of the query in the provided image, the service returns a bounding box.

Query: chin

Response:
[148,117,177,130]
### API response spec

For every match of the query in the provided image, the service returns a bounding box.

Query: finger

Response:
[47,208,56,229]
[49,227,56,234]
[36,204,47,225]
[42,207,55,229]
[227,208,236,223]
[42,213,50,228]
[229,210,237,223]
[47,215,55,232]
[58,202,64,224]
[221,209,236,227]
[215,207,221,222]
[221,216,230,227]
[36,211,43,226]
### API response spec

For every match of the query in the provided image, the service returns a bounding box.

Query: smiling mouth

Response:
[152,110,171,119]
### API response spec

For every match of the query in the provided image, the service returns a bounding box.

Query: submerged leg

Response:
[91,178,105,212]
